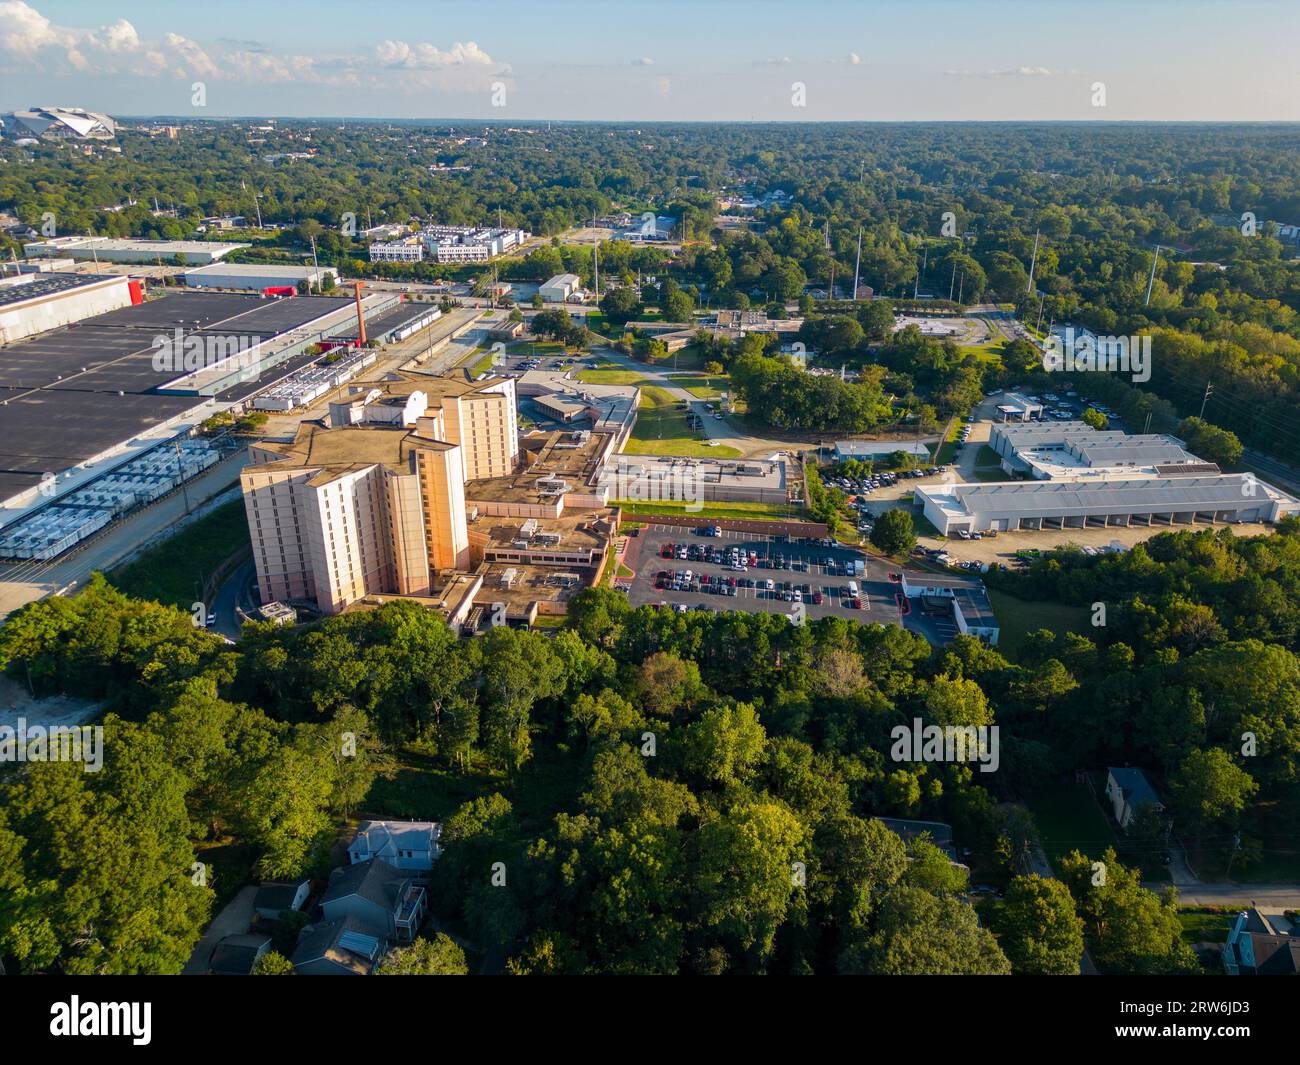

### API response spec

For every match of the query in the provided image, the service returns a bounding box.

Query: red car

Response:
[812,592,824,605]
[848,597,863,609]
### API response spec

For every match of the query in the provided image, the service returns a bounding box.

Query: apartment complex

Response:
[367,225,528,264]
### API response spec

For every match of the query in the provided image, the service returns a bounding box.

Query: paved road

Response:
[1163,884,1300,908]
[591,348,794,458]
[182,884,257,975]
[211,556,257,640]
[0,454,247,622]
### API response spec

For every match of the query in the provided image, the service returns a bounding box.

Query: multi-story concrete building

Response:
[328,371,519,483]
[240,419,469,614]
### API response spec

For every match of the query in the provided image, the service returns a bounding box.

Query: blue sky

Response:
[3,0,1297,121]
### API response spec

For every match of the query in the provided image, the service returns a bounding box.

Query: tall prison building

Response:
[240,371,519,615]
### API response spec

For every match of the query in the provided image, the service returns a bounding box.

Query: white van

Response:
[847,580,859,597]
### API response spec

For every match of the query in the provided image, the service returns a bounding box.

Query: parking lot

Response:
[624,522,906,625]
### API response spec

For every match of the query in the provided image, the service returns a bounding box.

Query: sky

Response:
[2,0,1298,122]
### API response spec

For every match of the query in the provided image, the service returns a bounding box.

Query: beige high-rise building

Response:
[241,419,469,615]
[328,371,518,483]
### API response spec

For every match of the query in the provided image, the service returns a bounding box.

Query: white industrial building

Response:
[918,421,1300,535]
[539,273,581,302]
[835,440,932,461]
[916,475,1298,536]
[420,225,527,263]
[24,236,249,265]
[183,263,338,291]
[3,106,115,141]
[0,272,136,344]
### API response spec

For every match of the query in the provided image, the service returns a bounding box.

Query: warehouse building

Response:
[538,273,581,303]
[0,291,384,530]
[916,474,1299,537]
[0,272,137,344]
[183,263,338,292]
[24,236,248,265]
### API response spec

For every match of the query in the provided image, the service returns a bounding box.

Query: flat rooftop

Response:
[250,421,453,486]
[0,271,122,307]
[921,474,1285,517]
[466,429,612,505]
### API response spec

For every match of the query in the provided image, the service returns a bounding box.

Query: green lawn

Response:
[615,499,804,522]
[669,373,729,399]
[986,588,1091,661]
[109,498,250,610]
[628,385,741,458]
[576,369,651,386]
[1178,908,1235,947]
[1026,779,1117,871]
[462,347,499,377]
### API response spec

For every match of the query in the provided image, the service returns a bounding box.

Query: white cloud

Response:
[944,66,1061,79]
[848,52,861,65]
[0,3,507,92]
[633,56,654,66]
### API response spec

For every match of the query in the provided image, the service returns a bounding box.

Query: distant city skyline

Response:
[2,0,1298,122]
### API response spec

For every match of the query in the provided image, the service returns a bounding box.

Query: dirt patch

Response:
[0,674,101,730]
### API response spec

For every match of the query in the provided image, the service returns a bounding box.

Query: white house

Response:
[347,819,442,871]
[1105,766,1163,829]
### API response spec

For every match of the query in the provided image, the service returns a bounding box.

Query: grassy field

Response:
[615,499,804,522]
[669,373,729,399]
[110,498,250,610]
[576,369,651,386]
[1178,908,1235,947]
[628,385,741,458]
[1026,779,1117,870]
[462,347,499,377]
[986,588,1092,661]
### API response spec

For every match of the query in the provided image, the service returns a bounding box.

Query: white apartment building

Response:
[369,238,424,263]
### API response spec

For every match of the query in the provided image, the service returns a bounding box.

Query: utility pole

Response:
[1026,229,1040,294]
[1225,832,1242,878]
[1035,292,1046,334]
[851,226,863,302]
[957,271,964,304]
[914,244,928,300]
[252,190,263,230]
[948,261,957,302]
[1144,244,1161,306]
[1199,380,1214,419]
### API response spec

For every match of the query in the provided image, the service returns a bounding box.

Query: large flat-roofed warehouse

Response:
[988,422,1204,480]
[24,235,249,265]
[916,475,1299,536]
[0,290,368,516]
[182,263,338,291]
[0,271,136,343]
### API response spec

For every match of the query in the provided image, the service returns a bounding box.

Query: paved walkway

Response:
[182,884,257,975]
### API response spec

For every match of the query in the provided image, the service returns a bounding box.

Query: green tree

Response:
[252,951,296,975]
[870,508,916,555]
[375,933,469,975]
[996,874,1085,975]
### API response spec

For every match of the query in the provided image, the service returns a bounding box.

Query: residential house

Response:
[253,879,311,921]
[320,858,427,942]
[208,933,272,975]
[347,819,442,872]
[1105,766,1163,829]
[1224,908,1300,975]
[291,916,386,976]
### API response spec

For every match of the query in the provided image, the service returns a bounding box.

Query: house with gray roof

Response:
[320,858,426,941]
[209,933,272,975]
[347,819,442,872]
[1105,767,1163,829]
[291,916,386,976]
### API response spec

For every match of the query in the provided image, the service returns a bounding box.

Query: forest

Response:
[3,516,1297,974]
